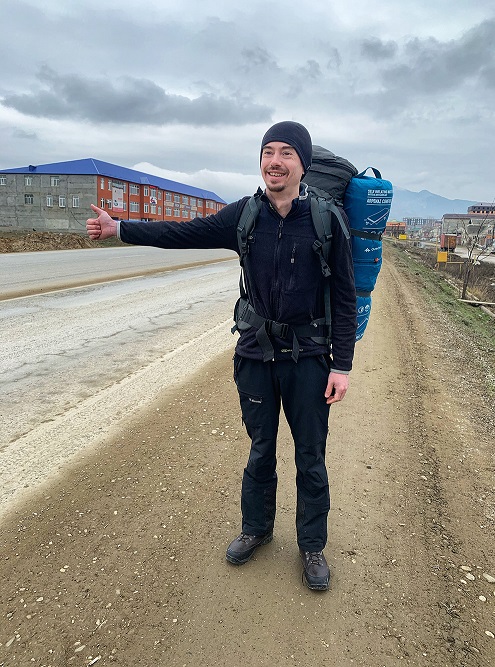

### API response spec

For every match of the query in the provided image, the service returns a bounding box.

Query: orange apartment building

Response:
[0,158,227,232]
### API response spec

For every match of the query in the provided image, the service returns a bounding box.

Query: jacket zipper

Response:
[271,217,284,315]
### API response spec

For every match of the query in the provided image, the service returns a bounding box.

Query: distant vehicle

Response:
[440,233,457,251]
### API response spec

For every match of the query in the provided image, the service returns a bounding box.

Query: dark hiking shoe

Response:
[226,532,273,565]
[300,550,330,590]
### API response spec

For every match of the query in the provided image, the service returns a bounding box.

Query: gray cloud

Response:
[361,37,398,60]
[240,47,281,76]
[1,66,272,126]
[480,64,495,88]
[325,48,342,71]
[285,60,323,100]
[12,128,38,140]
[348,17,495,123]
[383,19,495,96]
[297,60,322,80]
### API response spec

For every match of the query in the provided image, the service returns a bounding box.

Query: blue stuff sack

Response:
[344,168,393,339]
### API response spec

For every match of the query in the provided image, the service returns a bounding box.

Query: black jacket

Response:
[119,189,357,371]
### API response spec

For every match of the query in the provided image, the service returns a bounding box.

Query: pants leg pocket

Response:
[238,390,263,438]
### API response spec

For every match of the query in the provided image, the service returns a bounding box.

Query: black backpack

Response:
[305,147,392,340]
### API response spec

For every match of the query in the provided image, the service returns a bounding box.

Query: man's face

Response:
[261,142,304,195]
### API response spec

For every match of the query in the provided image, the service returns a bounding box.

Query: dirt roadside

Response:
[0,231,97,253]
[1,249,494,667]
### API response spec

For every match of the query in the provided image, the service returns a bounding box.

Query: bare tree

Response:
[460,206,495,300]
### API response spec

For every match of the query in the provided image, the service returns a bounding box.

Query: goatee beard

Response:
[266,182,286,193]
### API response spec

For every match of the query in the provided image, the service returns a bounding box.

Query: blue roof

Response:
[0,158,227,204]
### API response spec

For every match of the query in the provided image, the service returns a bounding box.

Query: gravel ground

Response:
[1,246,494,667]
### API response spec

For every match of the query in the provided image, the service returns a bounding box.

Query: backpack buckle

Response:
[266,320,289,339]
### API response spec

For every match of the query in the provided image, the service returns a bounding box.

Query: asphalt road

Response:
[0,259,240,506]
[0,246,237,299]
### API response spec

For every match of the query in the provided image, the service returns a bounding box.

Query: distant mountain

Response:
[390,187,477,221]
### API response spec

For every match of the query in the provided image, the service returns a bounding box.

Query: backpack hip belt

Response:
[232,298,327,363]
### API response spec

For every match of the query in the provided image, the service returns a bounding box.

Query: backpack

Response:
[305,147,393,339]
[233,146,393,359]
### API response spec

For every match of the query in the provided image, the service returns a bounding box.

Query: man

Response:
[86,121,357,591]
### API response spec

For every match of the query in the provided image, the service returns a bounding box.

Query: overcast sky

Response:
[1,0,494,203]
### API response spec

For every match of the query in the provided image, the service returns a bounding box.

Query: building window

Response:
[151,188,156,198]
[106,199,112,209]
[24,194,34,204]
[190,197,196,207]
[174,194,180,203]
[123,183,126,193]
[158,191,162,200]
[25,176,33,186]
[0,176,6,185]
[51,176,60,187]
[46,195,53,207]
[130,184,139,195]
[130,202,139,213]
[166,192,172,201]
[72,196,80,208]
[100,198,105,208]
[174,208,180,217]
[158,206,162,215]
[151,204,156,214]
[123,202,127,211]
[100,178,105,189]
[197,199,202,207]
[182,195,188,205]
[144,187,149,197]
[166,207,172,216]
[144,203,149,213]
[108,180,112,191]
[190,211,196,219]
[182,210,189,218]
[59,196,66,207]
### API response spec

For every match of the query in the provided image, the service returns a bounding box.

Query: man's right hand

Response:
[86,204,118,240]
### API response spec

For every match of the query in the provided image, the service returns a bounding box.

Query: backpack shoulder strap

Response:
[309,193,351,348]
[235,189,263,304]
[310,194,350,275]
[310,196,332,278]
[237,189,263,266]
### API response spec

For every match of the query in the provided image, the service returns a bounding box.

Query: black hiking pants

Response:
[234,354,331,552]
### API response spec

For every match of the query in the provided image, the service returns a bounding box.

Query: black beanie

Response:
[260,121,313,177]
